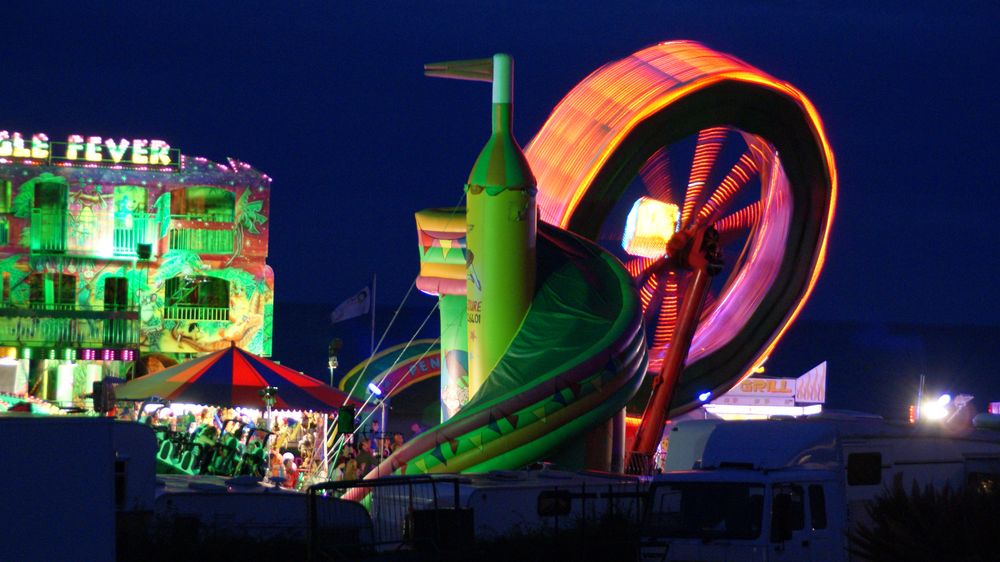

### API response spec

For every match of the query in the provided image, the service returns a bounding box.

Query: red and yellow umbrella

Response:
[116,346,361,412]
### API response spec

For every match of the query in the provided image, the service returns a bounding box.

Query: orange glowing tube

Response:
[696,151,758,225]
[683,127,727,226]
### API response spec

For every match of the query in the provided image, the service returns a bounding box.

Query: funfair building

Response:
[0,131,274,406]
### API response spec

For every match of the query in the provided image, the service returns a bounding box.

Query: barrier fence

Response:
[307,475,464,561]
[306,473,649,561]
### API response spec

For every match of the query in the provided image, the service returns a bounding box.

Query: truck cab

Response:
[640,468,846,562]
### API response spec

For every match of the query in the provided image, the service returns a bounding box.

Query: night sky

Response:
[4,3,1000,411]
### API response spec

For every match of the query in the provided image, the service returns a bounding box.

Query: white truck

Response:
[640,415,1000,561]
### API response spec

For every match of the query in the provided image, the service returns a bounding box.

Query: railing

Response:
[24,302,138,313]
[307,475,464,561]
[30,208,66,253]
[0,311,140,347]
[26,207,242,257]
[113,215,156,258]
[168,227,235,254]
[170,213,234,223]
[26,302,77,312]
[163,305,229,321]
[306,473,649,561]
[29,209,157,257]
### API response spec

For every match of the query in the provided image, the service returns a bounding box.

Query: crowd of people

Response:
[122,404,333,489]
[329,420,418,481]
[120,403,421,486]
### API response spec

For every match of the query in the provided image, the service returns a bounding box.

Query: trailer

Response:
[0,414,157,561]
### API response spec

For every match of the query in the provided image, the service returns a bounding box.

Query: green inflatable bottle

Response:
[426,54,537,398]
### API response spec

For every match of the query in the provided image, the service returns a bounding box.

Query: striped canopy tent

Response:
[116,346,361,412]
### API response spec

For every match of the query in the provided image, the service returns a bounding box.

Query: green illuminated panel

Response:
[162,306,229,321]
[262,303,273,356]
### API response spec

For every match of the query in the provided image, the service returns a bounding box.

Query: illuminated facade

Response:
[0,132,274,404]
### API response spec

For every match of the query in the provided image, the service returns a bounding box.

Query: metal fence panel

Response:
[308,475,463,561]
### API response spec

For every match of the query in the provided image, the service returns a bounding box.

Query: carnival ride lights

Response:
[525,41,835,470]
[354,41,834,485]
[622,197,680,259]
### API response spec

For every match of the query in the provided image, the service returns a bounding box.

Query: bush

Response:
[848,475,1000,561]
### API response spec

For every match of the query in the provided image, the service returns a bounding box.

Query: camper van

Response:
[639,416,1000,561]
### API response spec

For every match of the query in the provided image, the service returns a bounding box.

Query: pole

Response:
[380,399,387,446]
[322,413,329,480]
[915,374,925,422]
[627,265,711,474]
[327,356,337,387]
[375,398,388,478]
[265,403,272,441]
[370,273,377,357]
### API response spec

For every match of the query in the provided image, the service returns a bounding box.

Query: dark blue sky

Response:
[3,1,999,331]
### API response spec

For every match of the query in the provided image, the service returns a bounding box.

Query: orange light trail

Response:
[653,273,678,349]
[638,268,658,311]
[696,151,759,225]
[625,256,654,278]
[682,127,727,227]
[640,147,674,202]
[717,200,762,235]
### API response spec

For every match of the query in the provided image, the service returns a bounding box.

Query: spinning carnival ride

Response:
[527,42,836,464]
[360,41,835,480]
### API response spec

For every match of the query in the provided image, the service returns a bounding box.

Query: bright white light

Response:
[142,403,166,414]
[698,391,712,402]
[704,404,823,417]
[622,197,679,258]
[922,400,949,421]
[938,394,952,405]
[802,404,823,415]
[367,382,383,397]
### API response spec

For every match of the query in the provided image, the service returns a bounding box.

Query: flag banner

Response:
[331,287,371,324]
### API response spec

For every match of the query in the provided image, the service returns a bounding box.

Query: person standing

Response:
[356,440,376,475]
[343,458,359,481]
[391,432,405,453]
[281,452,299,489]
[368,420,381,451]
